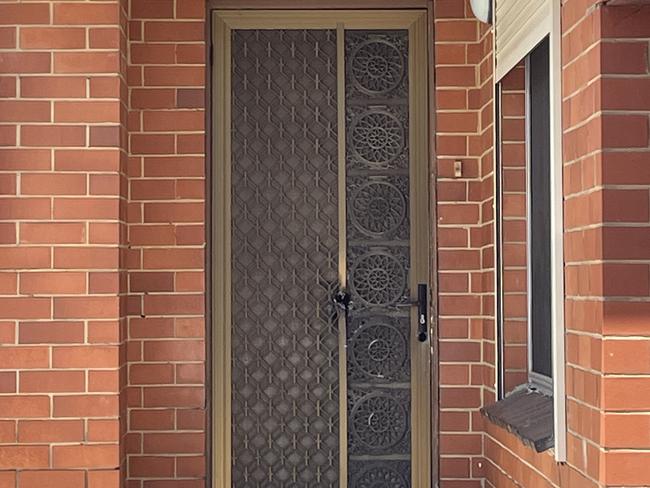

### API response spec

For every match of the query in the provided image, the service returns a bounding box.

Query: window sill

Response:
[481,384,554,452]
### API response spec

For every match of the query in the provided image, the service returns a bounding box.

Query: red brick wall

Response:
[125,0,207,487]
[597,5,650,486]
[434,1,494,484]
[482,2,650,488]
[0,1,127,486]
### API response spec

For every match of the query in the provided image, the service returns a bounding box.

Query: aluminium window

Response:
[490,0,565,462]
[488,35,564,454]
[496,37,553,396]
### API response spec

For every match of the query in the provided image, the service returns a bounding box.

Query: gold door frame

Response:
[211,10,432,487]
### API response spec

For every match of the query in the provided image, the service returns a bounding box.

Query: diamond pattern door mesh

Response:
[230,28,413,488]
[345,30,412,487]
[230,30,340,487]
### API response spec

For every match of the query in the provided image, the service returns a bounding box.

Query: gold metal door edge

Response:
[212,11,232,488]
[336,21,349,486]
[211,9,432,488]
[408,12,432,488]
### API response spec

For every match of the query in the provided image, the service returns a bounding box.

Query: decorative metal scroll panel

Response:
[230,29,340,487]
[345,30,412,486]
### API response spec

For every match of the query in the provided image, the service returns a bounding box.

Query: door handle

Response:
[334,286,428,341]
[417,283,428,342]
[333,289,351,315]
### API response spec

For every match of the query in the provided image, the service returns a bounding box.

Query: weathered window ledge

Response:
[481,384,554,452]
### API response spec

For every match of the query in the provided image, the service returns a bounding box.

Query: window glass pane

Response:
[497,59,529,394]
[529,38,552,379]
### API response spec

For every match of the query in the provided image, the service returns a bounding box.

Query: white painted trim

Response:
[491,0,502,398]
[494,82,505,399]
[549,0,566,463]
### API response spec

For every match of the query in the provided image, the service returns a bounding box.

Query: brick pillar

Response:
[0,1,127,486]
[434,0,494,484]
[561,2,608,480]
[597,5,650,486]
[125,1,207,487]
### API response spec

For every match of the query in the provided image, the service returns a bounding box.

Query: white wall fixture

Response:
[470,0,492,23]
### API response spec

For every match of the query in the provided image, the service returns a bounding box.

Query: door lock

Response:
[417,283,428,342]
[333,289,351,314]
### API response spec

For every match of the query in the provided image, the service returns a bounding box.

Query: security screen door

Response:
[213,10,431,488]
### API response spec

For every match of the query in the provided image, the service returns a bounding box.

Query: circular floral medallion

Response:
[350,110,405,167]
[350,393,408,450]
[350,322,407,379]
[350,251,406,307]
[349,181,406,237]
[350,39,405,95]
